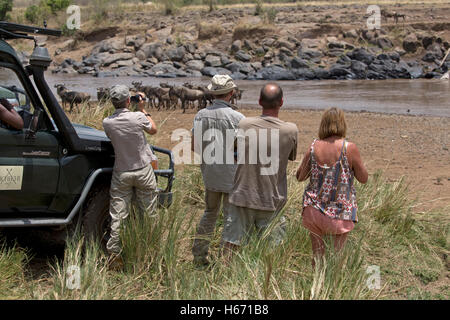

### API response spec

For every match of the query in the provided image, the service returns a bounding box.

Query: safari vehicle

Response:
[0,22,174,246]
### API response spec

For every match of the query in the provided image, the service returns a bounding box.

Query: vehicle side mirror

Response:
[25,108,42,140]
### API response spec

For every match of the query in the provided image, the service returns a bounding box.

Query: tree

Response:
[0,0,13,21]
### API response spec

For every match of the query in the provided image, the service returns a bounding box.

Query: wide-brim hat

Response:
[207,74,237,95]
[110,84,130,103]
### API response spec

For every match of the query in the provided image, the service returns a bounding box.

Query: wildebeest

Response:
[231,88,243,105]
[381,9,405,23]
[132,81,158,108]
[97,87,110,102]
[55,84,91,112]
[169,85,205,113]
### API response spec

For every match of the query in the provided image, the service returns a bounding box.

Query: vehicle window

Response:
[0,66,35,129]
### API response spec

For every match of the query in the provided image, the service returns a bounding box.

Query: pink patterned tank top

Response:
[303,139,358,222]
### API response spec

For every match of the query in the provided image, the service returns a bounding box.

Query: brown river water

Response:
[43,74,450,117]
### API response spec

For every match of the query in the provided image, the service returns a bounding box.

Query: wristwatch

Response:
[144,113,151,117]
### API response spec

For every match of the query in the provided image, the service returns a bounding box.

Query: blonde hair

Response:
[318,107,347,140]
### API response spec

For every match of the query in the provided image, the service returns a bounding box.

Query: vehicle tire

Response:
[82,184,111,251]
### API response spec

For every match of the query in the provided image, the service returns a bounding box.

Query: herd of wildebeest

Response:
[54,82,243,113]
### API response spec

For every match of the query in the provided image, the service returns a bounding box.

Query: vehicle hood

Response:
[72,123,110,142]
[51,120,110,142]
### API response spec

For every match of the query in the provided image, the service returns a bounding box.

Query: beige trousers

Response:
[107,164,157,255]
[192,190,230,262]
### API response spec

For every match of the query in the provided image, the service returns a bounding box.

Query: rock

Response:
[277,39,296,51]
[329,64,352,78]
[77,66,95,75]
[255,47,265,56]
[151,62,178,75]
[225,61,253,74]
[167,46,186,62]
[428,43,443,57]
[337,54,352,65]
[388,51,401,62]
[422,52,439,63]
[351,60,368,78]
[184,43,197,55]
[347,48,375,65]
[231,40,242,53]
[94,38,125,54]
[221,55,231,65]
[300,38,320,49]
[260,65,296,80]
[125,35,145,50]
[83,55,102,67]
[367,70,386,80]
[243,40,254,51]
[328,49,345,57]
[102,52,134,67]
[166,36,174,45]
[408,66,423,79]
[297,48,322,61]
[230,72,247,80]
[246,72,264,80]
[235,50,252,62]
[173,61,184,69]
[422,36,435,49]
[377,37,393,50]
[279,47,294,56]
[201,67,232,77]
[344,29,359,39]
[135,50,146,61]
[262,38,276,47]
[403,34,419,53]
[327,38,354,50]
[313,68,330,79]
[293,68,316,80]
[182,52,194,63]
[140,42,164,60]
[185,60,204,71]
[205,54,222,67]
[290,57,309,69]
[251,62,262,71]
[186,69,203,77]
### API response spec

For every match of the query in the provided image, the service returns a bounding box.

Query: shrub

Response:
[254,0,263,16]
[25,5,40,24]
[45,0,71,15]
[24,3,51,24]
[0,0,13,21]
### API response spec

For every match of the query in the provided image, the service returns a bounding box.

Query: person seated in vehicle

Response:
[0,98,24,130]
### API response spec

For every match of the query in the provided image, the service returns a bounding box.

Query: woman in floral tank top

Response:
[296,108,368,266]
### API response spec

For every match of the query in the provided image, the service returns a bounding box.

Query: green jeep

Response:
[0,22,174,247]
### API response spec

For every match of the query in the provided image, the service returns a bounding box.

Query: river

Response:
[44,74,450,117]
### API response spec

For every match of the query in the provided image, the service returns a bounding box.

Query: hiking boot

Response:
[108,254,124,271]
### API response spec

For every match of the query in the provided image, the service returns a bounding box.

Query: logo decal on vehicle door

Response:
[0,166,23,190]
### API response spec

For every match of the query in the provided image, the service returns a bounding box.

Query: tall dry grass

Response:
[0,101,448,300]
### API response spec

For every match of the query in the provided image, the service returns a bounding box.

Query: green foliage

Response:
[45,0,71,14]
[254,0,263,16]
[0,0,13,21]
[24,0,68,24]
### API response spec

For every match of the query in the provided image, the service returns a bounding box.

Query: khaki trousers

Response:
[107,164,157,255]
[192,190,230,261]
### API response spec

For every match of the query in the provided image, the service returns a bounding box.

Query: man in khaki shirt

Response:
[223,83,298,259]
[102,85,158,266]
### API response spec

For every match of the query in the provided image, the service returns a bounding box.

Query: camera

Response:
[130,94,145,104]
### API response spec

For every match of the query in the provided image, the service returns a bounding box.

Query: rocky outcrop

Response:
[51,25,449,81]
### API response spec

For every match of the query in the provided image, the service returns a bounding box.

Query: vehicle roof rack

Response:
[0,21,61,40]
